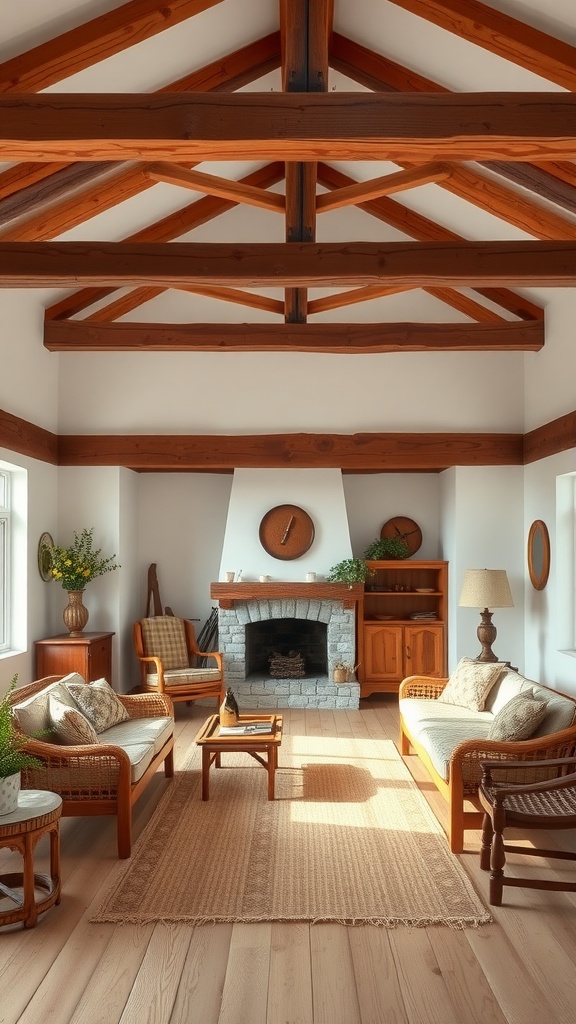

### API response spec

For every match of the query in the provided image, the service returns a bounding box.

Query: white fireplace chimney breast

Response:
[219,468,353,581]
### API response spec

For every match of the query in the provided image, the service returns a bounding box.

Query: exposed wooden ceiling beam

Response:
[2,94,576,162]
[5,240,574,288]
[316,163,453,212]
[330,34,576,217]
[145,163,285,212]
[0,37,282,240]
[43,163,285,320]
[386,0,576,91]
[280,0,332,324]
[524,411,576,464]
[5,404,575,472]
[316,164,544,322]
[43,320,543,353]
[56,430,524,471]
[0,0,225,93]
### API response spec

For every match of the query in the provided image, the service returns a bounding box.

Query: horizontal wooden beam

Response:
[0,407,58,464]
[57,432,524,471]
[43,320,544,353]
[3,241,576,288]
[3,405,573,470]
[2,93,576,161]
[523,411,576,464]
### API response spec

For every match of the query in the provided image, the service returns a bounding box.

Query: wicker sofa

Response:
[10,674,175,858]
[399,666,576,853]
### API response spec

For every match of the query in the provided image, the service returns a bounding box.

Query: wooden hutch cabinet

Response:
[357,561,448,697]
[35,631,114,685]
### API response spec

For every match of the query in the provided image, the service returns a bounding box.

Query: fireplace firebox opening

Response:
[245,618,328,679]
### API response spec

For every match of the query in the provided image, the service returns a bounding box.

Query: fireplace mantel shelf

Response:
[210,582,363,609]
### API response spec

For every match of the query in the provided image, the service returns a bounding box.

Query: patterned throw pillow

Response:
[48,694,100,745]
[66,678,129,733]
[438,657,505,712]
[488,692,548,741]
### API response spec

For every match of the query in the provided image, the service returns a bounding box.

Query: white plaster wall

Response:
[342,473,441,560]
[524,451,576,695]
[137,470,233,627]
[55,467,125,684]
[523,291,576,431]
[440,465,525,673]
[0,291,60,431]
[219,469,352,582]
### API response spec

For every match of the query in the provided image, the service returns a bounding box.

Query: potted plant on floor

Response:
[0,676,42,815]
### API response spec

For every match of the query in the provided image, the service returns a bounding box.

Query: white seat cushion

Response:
[100,717,173,756]
[400,697,493,780]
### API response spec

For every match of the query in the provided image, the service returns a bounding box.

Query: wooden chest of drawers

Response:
[34,631,114,684]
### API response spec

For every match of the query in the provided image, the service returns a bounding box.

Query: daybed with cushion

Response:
[399,658,576,852]
[10,673,175,858]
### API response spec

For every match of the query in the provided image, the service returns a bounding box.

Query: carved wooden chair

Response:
[478,756,576,906]
[134,615,225,707]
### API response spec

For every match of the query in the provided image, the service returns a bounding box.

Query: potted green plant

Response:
[326,558,374,587]
[363,537,409,561]
[0,676,42,815]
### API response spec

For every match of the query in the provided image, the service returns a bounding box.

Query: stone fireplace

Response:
[210,582,362,710]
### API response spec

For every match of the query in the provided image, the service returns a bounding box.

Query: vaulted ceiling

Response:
[1,0,575,470]
[2,0,576,353]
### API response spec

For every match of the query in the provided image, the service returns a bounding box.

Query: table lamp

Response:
[459,569,513,662]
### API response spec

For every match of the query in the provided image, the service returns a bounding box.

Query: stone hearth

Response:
[210,583,362,710]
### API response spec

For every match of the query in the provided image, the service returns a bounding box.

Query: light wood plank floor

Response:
[2,697,576,1024]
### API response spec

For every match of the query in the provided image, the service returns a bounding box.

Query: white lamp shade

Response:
[459,569,514,609]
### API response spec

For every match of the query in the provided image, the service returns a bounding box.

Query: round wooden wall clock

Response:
[259,504,315,560]
[381,516,422,556]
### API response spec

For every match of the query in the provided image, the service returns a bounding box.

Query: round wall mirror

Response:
[527,520,550,591]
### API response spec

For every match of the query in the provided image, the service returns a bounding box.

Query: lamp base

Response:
[476,608,499,662]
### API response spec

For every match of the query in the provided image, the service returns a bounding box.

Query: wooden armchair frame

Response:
[134,615,225,706]
[479,756,576,905]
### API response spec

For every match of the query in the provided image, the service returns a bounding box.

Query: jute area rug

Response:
[91,733,490,928]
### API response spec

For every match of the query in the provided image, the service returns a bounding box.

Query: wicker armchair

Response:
[399,675,576,852]
[10,676,174,858]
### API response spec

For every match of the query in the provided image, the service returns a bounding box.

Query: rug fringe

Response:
[90,914,492,928]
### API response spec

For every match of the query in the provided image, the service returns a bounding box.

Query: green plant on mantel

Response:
[0,676,43,778]
[363,537,409,561]
[326,558,374,586]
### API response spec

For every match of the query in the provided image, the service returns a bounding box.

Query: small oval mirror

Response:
[527,520,550,591]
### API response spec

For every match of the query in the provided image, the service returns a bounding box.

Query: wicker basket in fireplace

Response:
[269,650,306,678]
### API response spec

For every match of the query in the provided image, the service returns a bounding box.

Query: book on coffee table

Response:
[218,721,273,735]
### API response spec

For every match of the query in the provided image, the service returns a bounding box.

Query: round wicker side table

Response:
[0,790,62,928]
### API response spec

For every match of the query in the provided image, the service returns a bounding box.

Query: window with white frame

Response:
[0,470,10,652]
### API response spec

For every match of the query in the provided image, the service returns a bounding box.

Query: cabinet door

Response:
[404,625,444,677]
[364,625,403,681]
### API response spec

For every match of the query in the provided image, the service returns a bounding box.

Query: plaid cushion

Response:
[141,616,189,671]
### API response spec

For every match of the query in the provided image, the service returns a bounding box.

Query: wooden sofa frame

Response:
[10,676,175,858]
[399,675,576,853]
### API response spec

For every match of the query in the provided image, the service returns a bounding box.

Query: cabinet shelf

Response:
[358,560,448,697]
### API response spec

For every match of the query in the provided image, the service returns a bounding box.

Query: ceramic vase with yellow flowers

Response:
[44,528,120,636]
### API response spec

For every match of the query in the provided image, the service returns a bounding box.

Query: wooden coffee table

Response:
[195,714,283,800]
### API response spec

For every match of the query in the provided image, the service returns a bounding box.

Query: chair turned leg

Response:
[480,813,494,871]
[489,816,506,906]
